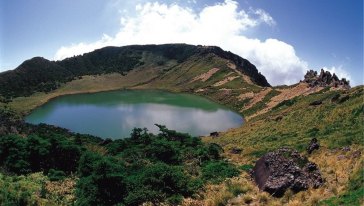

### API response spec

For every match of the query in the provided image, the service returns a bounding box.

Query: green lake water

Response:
[25,90,243,139]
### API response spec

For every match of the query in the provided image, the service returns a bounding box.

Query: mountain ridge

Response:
[0,44,269,100]
[0,44,363,205]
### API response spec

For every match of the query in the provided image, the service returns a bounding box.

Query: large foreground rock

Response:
[251,148,323,197]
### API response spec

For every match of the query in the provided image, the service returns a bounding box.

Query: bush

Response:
[76,158,127,206]
[202,161,240,183]
[0,124,232,205]
[47,169,66,181]
[77,151,103,177]
[0,135,30,174]
[125,163,191,205]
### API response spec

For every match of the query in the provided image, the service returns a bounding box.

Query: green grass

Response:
[0,172,47,205]
[209,86,364,156]
[320,163,364,206]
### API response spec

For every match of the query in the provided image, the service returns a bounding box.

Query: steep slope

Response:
[0,44,269,101]
[203,85,363,205]
[1,44,272,115]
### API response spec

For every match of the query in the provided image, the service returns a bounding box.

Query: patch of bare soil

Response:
[227,62,254,85]
[190,68,220,83]
[243,88,273,110]
[213,76,240,87]
[238,92,255,100]
[247,83,324,120]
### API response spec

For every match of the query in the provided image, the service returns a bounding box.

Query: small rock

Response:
[352,150,362,158]
[331,93,341,102]
[305,162,318,172]
[307,138,320,154]
[309,100,322,106]
[341,146,351,152]
[210,131,219,137]
[230,148,242,154]
[338,95,350,103]
[274,115,283,121]
[337,155,346,160]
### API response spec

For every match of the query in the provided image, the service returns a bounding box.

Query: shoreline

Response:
[8,75,247,120]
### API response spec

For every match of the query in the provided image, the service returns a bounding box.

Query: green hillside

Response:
[0,44,362,205]
[0,44,269,101]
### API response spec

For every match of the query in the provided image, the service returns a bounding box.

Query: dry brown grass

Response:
[242,88,272,110]
[43,177,77,205]
[246,83,324,119]
[183,145,363,206]
[8,69,160,115]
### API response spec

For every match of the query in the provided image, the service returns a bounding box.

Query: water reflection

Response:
[26,90,243,139]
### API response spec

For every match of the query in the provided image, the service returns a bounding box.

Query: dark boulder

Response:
[338,95,350,103]
[309,100,322,106]
[230,148,242,154]
[331,93,341,102]
[210,132,219,137]
[251,148,324,197]
[274,115,283,122]
[307,138,320,154]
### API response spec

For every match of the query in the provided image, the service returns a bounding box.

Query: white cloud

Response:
[254,9,276,26]
[54,0,350,86]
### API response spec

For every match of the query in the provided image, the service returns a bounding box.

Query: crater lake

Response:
[25,90,243,139]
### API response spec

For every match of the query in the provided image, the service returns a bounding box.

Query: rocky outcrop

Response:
[251,148,323,197]
[303,69,350,89]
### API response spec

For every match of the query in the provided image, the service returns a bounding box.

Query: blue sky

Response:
[1,0,363,85]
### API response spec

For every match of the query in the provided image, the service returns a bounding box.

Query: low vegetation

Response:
[0,44,363,205]
[0,117,240,205]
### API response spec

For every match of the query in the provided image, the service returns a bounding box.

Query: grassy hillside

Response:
[0,44,363,205]
[4,52,266,116]
[0,44,269,101]
[203,86,364,205]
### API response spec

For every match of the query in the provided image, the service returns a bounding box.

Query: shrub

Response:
[47,169,66,181]
[0,135,30,174]
[124,163,191,205]
[202,161,240,183]
[76,158,127,206]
